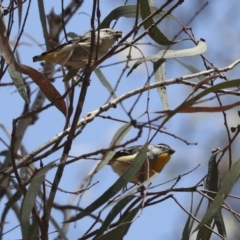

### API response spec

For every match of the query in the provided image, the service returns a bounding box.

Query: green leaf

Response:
[0,190,22,237]
[27,219,39,240]
[96,122,132,171]
[195,156,240,233]
[181,196,205,240]
[206,152,220,199]
[0,9,28,103]
[196,220,213,240]
[94,67,117,99]
[37,0,49,49]
[181,193,193,240]
[140,0,177,45]
[8,65,29,103]
[95,195,135,238]
[127,39,207,76]
[16,0,22,30]
[20,162,54,240]
[65,143,148,223]
[213,209,226,238]
[181,213,192,240]
[197,151,226,239]
[63,69,79,82]
[96,203,141,240]
[190,196,204,231]
[100,5,178,29]
[50,215,68,240]
[153,60,169,110]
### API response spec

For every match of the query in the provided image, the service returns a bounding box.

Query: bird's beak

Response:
[169,149,175,155]
[115,31,123,41]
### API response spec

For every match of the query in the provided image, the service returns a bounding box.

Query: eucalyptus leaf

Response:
[100,5,178,29]
[95,195,135,238]
[195,156,240,233]
[21,162,54,240]
[96,122,132,171]
[8,65,29,103]
[127,39,207,76]
[94,67,117,99]
[153,60,169,110]
[140,0,178,45]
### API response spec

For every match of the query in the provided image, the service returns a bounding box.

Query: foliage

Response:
[0,0,240,239]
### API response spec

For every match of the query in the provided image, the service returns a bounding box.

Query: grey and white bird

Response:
[33,28,123,68]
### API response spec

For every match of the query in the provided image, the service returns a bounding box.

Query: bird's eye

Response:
[105,29,112,34]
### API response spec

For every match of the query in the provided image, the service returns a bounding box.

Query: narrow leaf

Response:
[21,162,53,240]
[96,122,132,171]
[181,214,191,240]
[195,157,240,232]
[94,68,117,99]
[153,60,169,110]
[50,215,68,240]
[127,39,207,76]
[0,12,29,103]
[17,0,23,30]
[181,196,205,240]
[196,219,213,240]
[197,153,218,240]
[27,220,39,240]
[0,190,22,237]
[63,69,79,82]
[191,196,205,230]
[95,196,135,238]
[100,5,178,29]
[197,152,226,239]
[8,65,29,103]
[96,203,141,240]
[181,194,193,240]
[140,0,177,45]
[213,210,226,238]
[206,152,219,199]
[37,0,49,49]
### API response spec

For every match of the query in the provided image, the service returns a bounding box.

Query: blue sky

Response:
[1,0,240,239]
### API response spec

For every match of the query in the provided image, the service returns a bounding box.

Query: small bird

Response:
[33,28,123,69]
[108,144,175,183]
